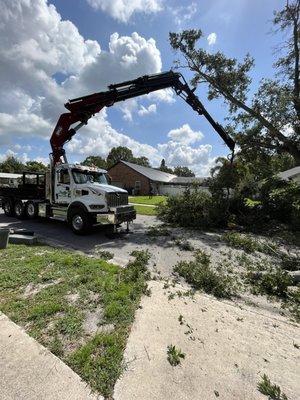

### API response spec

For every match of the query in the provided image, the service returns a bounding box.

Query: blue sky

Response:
[0,0,285,175]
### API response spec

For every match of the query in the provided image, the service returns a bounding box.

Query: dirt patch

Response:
[65,292,80,304]
[83,306,104,336]
[23,279,62,298]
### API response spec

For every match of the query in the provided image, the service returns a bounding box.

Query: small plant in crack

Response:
[167,344,185,366]
[146,225,170,237]
[174,238,194,251]
[257,374,288,400]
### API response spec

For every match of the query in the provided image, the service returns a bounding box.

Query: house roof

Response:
[0,172,22,179]
[120,160,177,183]
[277,166,300,180]
[170,176,204,184]
[113,160,204,184]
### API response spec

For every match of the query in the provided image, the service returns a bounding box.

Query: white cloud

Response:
[138,104,157,116]
[171,2,197,27]
[167,124,203,145]
[0,0,216,177]
[207,32,217,46]
[86,0,163,23]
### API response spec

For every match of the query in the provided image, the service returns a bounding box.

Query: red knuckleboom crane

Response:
[50,70,235,166]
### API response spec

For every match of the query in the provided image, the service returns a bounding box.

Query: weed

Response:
[174,250,236,299]
[174,238,194,251]
[246,268,293,298]
[257,374,288,400]
[178,315,184,325]
[293,341,299,349]
[146,225,170,237]
[95,250,114,260]
[167,344,185,366]
[222,232,261,253]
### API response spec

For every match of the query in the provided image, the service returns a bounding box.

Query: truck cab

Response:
[49,163,136,233]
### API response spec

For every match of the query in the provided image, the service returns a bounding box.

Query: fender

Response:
[67,201,89,220]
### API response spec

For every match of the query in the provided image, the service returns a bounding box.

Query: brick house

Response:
[108,160,205,195]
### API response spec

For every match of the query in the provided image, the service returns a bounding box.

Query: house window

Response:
[135,181,141,190]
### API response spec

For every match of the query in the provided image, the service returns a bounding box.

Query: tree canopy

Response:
[169,0,300,165]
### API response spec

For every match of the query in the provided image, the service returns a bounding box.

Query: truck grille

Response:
[107,192,128,207]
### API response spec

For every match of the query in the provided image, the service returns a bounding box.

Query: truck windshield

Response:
[72,170,108,185]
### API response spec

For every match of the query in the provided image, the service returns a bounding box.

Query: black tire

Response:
[25,201,38,219]
[68,207,92,235]
[2,198,14,217]
[14,200,26,219]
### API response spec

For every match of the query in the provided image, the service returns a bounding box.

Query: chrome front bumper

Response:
[96,205,136,225]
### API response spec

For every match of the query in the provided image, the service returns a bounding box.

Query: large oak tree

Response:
[169,1,300,164]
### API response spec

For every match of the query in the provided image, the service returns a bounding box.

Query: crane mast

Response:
[50,71,235,165]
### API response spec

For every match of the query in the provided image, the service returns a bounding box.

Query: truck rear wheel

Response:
[25,201,38,219]
[3,198,14,217]
[14,200,25,219]
[68,208,92,235]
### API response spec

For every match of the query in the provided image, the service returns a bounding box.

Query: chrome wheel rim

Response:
[72,215,83,231]
[4,203,11,214]
[27,203,35,216]
[15,203,23,216]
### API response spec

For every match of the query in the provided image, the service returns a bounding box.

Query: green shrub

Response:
[222,232,261,253]
[174,250,236,299]
[247,268,293,298]
[157,187,213,228]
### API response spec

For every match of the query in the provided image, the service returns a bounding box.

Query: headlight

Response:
[89,204,105,210]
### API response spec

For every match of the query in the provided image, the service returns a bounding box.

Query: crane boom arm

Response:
[50,71,235,165]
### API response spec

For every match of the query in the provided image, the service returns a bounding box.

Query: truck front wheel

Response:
[3,198,14,217]
[68,208,92,235]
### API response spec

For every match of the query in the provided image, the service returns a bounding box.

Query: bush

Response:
[174,250,236,298]
[158,187,212,228]
[247,268,293,298]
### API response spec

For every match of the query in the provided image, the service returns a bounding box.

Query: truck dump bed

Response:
[0,172,46,201]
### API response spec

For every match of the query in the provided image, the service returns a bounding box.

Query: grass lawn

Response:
[134,204,158,216]
[0,244,150,399]
[129,195,166,206]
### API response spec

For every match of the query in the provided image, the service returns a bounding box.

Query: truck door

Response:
[55,168,71,204]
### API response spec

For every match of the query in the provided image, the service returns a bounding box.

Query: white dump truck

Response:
[0,164,135,234]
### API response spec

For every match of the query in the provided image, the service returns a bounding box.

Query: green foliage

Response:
[174,238,194,251]
[173,166,195,177]
[159,158,173,174]
[146,225,170,237]
[106,146,150,169]
[258,374,288,400]
[25,161,48,172]
[169,1,300,164]
[247,268,293,298]
[167,344,185,366]
[174,250,236,299]
[81,155,107,170]
[222,232,262,253]
[158,187,213,228]
[0,156,26,173]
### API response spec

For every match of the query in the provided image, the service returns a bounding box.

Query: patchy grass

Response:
[133,204,157,216]
[258,374,288,400]
[174,250,237,299]
[167,344,185,366]
[129,195,166,205]
[222,232,263,253]
[0,245,151,399]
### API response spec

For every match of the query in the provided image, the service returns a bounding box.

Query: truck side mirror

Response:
[107,174,112,184]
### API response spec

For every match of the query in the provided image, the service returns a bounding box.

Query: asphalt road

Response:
[0,210,158,259]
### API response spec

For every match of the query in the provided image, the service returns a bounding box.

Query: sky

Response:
[0,0,286,176]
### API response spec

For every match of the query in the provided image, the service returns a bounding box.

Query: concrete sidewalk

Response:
[0,313,102,400]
